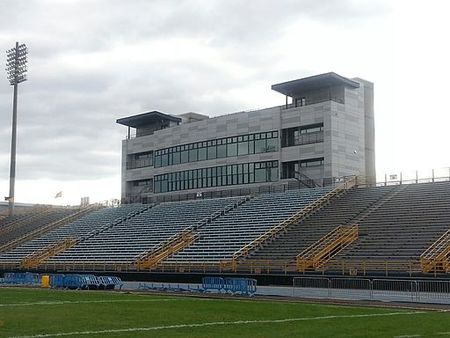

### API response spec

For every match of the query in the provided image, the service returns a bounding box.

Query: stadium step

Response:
[296,224,359,271]
[0,204,101,254]
[136,230,198,270]
[343,184,409,226]
[420,228,450,273]
[79,204,155,242]
[0,206,53,237]
[227,176,358,267]
[24,204,156,268]
[20,237,77,269]
[137,195,253,270]
[322,184,410,266]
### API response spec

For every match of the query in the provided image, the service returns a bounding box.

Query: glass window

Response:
[161,152,169,166]
[180,148,189,163]
[153,160,279,193]
[269,166,278,182]
[207,144,217,160]
[300,158,324,167]
[232,164,238,185]
[154,154,161,168]
[237,164,244,184]
[198,147,207,161]
[266,138,278,152]
[217,143,227,158]
[248,140,255,154]
[255,168,266,182]
[238,140,248,155]
[255,139,266,153]
[227,142,237,157]
[189,148,198,162]
[172,150,180,165]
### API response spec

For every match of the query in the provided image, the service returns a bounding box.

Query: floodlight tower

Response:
[5,42,28,216]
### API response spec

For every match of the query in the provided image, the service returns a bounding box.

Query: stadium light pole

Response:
[5,42,28,216]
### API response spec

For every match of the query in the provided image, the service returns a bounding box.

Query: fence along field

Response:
[1,288,450,338]
[293,277,450,305]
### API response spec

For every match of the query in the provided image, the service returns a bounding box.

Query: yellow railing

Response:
[0,207,53,237]
[325,259,422,277]
[420,228,450,273]
[0,258,424,276]
[296,225,358,272]
[136,230,198,270]
[227,176,357,264]
[0,204,101,253]
[21,237,77,269]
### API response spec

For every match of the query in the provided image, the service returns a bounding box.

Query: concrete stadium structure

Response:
[117,72,375,203]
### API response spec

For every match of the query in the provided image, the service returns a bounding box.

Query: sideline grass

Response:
[0,288,449,337]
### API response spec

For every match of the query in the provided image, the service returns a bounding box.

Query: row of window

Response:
[282,158,325,179]
[153,131,279,168]
[132,179,153,187]
[127,151,154,169]
[154,161,279,193]
[281,123,324,147]
[128,124,325,170]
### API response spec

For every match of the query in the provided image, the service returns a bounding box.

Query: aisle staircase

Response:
[21,238,77,269]
[230,176,357,264]
[0,205,100,253]
[420,228,450,273]
[136,230,198,270]
[136,196,252,270]
[296,225,358,272]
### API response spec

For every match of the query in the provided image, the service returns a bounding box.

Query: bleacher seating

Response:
[0,204,147,264]
[1,180,449,276]
[247,185,396,261]
[46,197,243,264]
[166,187,330,263]
[333,181,450,262]
[0,208,79,246]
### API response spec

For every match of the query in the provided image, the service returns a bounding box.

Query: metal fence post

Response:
[327,278,332,298]
[370,279,373,300]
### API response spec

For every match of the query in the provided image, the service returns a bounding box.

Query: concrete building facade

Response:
[117,72,375,203]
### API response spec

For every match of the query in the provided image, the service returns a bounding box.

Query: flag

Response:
[55,191,63,199]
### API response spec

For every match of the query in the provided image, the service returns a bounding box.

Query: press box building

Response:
[117,72,375,203]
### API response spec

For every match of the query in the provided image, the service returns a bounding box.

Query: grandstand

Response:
[0,175,449,278]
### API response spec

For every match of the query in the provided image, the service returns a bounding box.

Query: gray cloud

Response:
[0,0,390,183]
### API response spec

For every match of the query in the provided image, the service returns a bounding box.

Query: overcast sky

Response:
[1,0,449,205]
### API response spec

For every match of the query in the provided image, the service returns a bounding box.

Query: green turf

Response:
[0,288,449,337]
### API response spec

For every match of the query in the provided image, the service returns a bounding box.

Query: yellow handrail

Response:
[296,225,358,271]
[0,258,423,276]
[136,230,198,270]
[0,204,100,253]
[420,227,450,273]
[21,237,77,269]
[0,206,53,237]
[229,176,357,263]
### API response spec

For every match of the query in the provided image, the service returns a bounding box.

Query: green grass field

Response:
[0,288,449,337]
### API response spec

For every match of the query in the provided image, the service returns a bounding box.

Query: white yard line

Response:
[8,311,426,338]
[0,299,177,307]
[393,329,450,337]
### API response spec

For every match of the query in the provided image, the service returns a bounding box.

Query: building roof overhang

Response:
[271,72,360,97]
[116,111,182,128]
